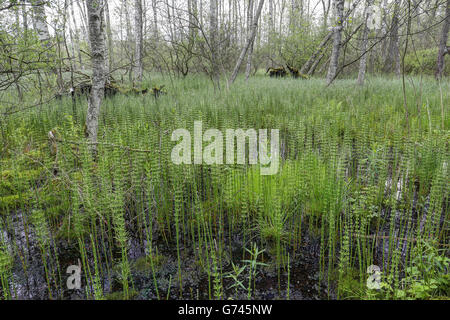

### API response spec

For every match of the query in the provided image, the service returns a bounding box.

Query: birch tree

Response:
[152,0,158,39]
[383,0,401,76]
[86,0,107,155]
[134,0,143,82]
[104,0,113,73]
[245,0,255,81]
[326,0,344,85]
[357,0,373,85]
[229,0,265,85]
[210,0,219,87]
[70,0,82,68]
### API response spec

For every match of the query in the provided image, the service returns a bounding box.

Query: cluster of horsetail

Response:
[0,75,448,300]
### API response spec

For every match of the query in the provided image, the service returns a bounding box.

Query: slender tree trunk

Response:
[188,0,198,50]
[267,0,274,59]
[383,0,401,76]
[245,0,254,81]
[326,0,344,85]
[21,0,28,36]
[322,0,331,30]
[76,0,89,44]
[104,0,113,73]
[134,0,143,82]
[279,0,286,36]
[229,0,265,85]
[54,2,65,92]
[152,0,158,40]
[232,0,237,41]
[303,0,358,76]
[290,0,300,32]
[436,0,450,79]
[70,0,82,68]
[210,0,220,87]
[357,0,372,85]
[14,6,23,100]
[86,0,107,155]
[308,49,327,76]
[123,0,133,82]
[301,32,332,74]
[188,0,194,39]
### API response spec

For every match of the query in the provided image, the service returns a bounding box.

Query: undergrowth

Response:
[0,75,448,300]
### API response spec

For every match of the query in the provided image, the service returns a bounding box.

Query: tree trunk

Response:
[383,0,401,76]
[322,0,331,30]
[104,0,113,73]
[245,0,254,81]
[21,0,28,36]
[134,0,143,82]
[300,32,332,74]
[326,0,344,85]
[302,0,358,75]
[436,0,450,79]
[188,0,194,39]
[210,0,220,87]
[268,0,274,35]
[76,0,89,44]
[290,0,300,32]
[229,0,265,85]
[123,0,133,82]
[357,0,372,85]
[86,0,107,155]
[70,0,82,68]
[152,0,158,40]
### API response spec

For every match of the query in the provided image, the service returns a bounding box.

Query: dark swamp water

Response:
[1,209,335,300]
[1,191,445,300]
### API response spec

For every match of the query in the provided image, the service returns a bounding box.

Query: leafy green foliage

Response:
[404,49,450,76]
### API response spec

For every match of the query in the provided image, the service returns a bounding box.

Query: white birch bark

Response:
[152,0,158,40]
[86,0,107,155]
[326,0,344,85]
[134,0,143,82]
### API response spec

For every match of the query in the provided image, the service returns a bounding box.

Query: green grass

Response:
[0,74,448,300]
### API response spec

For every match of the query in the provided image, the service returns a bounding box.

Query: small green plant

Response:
[225,262,246,299]
[381,239,449,300]
[242,243,269,299]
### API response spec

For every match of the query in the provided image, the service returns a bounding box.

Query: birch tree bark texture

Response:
[86,0,107,155]
[326,0,344,85]
[134,0,143,82]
